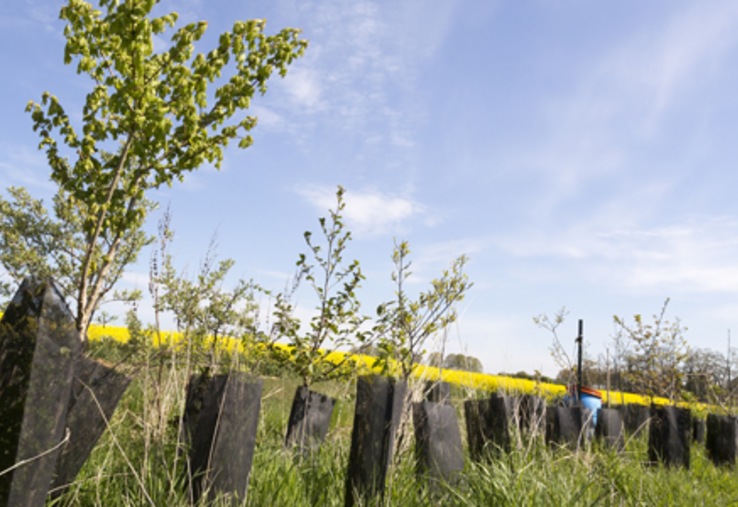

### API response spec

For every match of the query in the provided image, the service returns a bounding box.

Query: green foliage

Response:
[19,0,307,341]
[443,353,483,373]
[0,185,152,314]
[94,309,119,327]
[271,187,370,387]
[124,305,146,359]
[154,231,261,372]
[426,352,484,373]
[682,347,738,412]
[614,298,689,404]
[374,240,472,381]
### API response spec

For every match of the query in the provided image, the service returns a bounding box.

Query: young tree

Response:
[0,185,152,315]
[375,241,472,383]
[613,299,689,404]
[155,235,260,371]
[533,307,577,386]
[20,0,307,343]
[271,186,370,389]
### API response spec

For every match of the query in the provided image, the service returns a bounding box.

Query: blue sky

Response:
[3,0,738,377]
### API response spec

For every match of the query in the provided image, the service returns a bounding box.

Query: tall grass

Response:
[50,347,738,507]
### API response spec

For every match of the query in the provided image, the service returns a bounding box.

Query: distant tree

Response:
[608,321,633,396]
[555,369,570,384]
[443,353,483,373]
[350,344,380,358]
[426,352,443,368]
[498,370,558,385]
[682,347,725,402]
[613,299,689,404]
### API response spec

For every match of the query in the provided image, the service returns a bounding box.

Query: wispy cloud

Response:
[261,0,461,149]
[493,215,738,295]
[520,1,738,214]
[623,2,738,125]
[0,0,62,36]
[296,184,436,237]
[0,144,55,191]
[397,237,484,286]
[249,105,284,130]
[280,67,324,112]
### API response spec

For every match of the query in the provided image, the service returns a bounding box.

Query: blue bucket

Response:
[566,385,603,426]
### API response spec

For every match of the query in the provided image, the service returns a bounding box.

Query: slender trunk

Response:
[76,136,134,338]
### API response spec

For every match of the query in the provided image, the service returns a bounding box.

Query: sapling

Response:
[271,186,371,452]
[613,298,689,405]
[370,240,471,459]
[155,231,262,373]
[374,240,472,383]
[533,307,576,388]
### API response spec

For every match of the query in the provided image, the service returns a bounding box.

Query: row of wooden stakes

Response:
[2,278,737,506]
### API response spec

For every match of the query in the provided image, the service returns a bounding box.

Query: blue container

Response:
[581,391,603,426]
[565,385,603,426]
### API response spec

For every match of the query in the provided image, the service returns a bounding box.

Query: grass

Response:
[46,344,738,507]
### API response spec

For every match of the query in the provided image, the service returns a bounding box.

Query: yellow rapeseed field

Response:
[0,309,706,411]
[85,323,710,411]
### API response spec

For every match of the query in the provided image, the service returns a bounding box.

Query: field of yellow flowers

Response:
[86,323,709,412]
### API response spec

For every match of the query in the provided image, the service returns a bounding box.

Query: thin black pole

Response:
[576,319,583,401]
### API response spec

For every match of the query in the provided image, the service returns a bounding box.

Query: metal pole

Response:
[576,319,583,401]
[606,348,611,409]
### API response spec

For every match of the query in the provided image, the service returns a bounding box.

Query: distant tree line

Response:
[563,345,738,406]
[540,300,738,408]
[426,352,484,374]
[499,370,561,385]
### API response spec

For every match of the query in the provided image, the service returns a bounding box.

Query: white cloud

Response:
[296,185,434,237]
[263,0,463,153]
[493,215,738,295]
[5,0,63,37]
[249,105,284,130]
[0,144,56,191]
[280,67,323,111]
[518,1,738,215]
